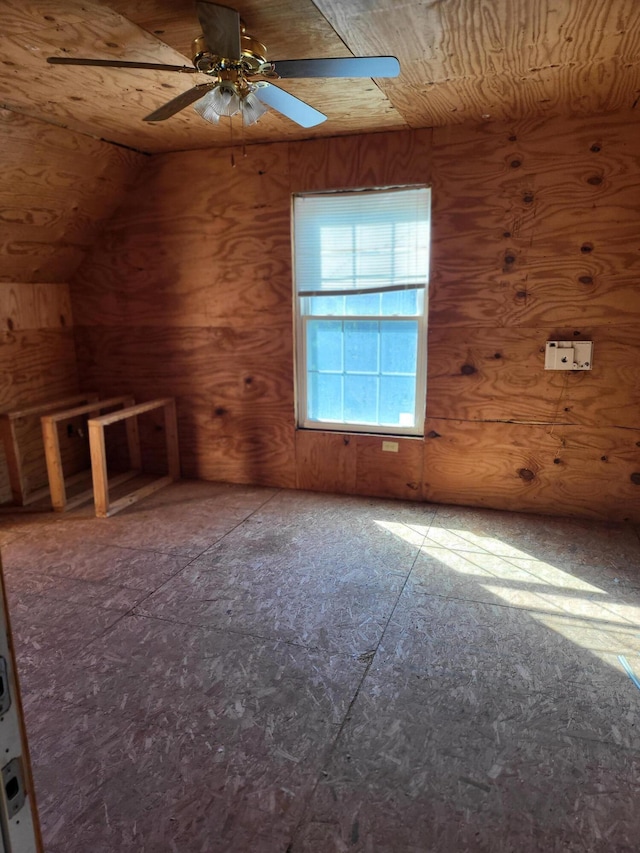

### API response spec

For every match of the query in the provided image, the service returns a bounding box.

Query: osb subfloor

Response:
[1,480,640,852]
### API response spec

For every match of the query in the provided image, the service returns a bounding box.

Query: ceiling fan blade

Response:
[47,56,197,73]
[272,56,401,79]
[144,84,214,121]
[254,83,326,128]
[196,1,241,60]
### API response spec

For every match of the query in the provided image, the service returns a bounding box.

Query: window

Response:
[293,186,430,435]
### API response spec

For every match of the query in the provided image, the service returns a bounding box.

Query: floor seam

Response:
[126,610,334,653]
[287,504,439,849]
[85,488,284,648]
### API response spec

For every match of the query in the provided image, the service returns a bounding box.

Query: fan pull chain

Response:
[229,117,235,167]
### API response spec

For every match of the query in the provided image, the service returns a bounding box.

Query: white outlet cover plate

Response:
[545,340,593,370]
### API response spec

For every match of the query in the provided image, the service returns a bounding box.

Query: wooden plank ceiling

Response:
[0,0,639,153]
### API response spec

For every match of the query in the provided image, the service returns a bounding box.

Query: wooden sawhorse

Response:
[88,398,180,518]
[0,394,98,507]
[41,396,139,512]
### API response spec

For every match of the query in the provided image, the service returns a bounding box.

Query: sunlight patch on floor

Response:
[375,520,430,547]
[374,519,640,669]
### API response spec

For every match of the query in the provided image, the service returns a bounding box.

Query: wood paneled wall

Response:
[73,142,297,488]
[0,109,145,503]
[72,109,640,521]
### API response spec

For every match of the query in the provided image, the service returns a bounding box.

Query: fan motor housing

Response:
[192,32,267,73]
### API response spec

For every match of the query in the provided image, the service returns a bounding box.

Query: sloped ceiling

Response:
[0,0,639,153]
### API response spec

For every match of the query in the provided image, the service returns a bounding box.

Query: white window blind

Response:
[293,186,430,297]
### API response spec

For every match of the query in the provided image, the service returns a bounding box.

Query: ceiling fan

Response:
[47,1,400,129]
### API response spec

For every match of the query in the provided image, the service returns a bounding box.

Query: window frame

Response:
[292,185,430,438]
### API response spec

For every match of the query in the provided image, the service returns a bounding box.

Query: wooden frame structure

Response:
[41,396,139,512]
[88,398,179,518]
[0,393,98,507]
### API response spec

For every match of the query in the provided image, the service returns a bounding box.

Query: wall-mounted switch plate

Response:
[545,340,593,370]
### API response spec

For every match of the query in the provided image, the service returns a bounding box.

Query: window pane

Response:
[381,289,418,315]
[344,375,378,423]
[379,375,416,426]
[308,373,343,422]
[380,320,418,375]
[344,291,381,315]
[304,318,421,428]
[307,290,420,318]
[309,294,345,315]
[345,321,379,373]
[308,320,343,372]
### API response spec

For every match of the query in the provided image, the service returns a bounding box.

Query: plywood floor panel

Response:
[3,482,640,851]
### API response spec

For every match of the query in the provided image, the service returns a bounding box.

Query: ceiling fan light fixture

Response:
[210,81,241,116]
[241,89,269,127]
[193,90,221,124]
